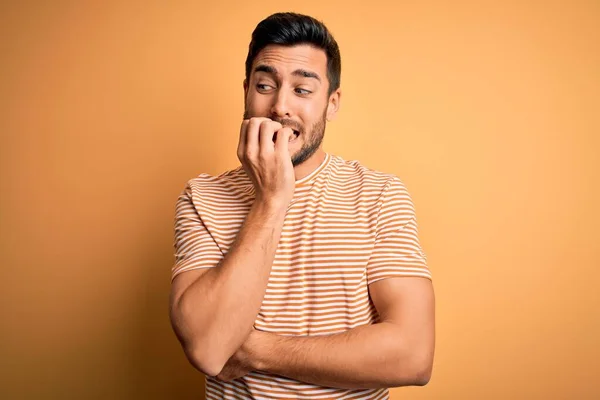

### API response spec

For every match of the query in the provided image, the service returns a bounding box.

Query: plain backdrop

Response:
[1,1,599,399]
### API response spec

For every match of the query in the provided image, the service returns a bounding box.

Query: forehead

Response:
[252,44,327,76]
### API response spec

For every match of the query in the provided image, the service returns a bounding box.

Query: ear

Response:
[243,79,248,98]
[326,88,341,121]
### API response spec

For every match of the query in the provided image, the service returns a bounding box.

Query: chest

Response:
[254,198,378,334]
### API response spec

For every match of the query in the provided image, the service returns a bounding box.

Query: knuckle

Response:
[257,144,268,157]
[250,117,267,124]
[257,152,268,162]
[245,148,255,159]
[246,120,257,132]
[259,120,273,132]
[248,117,263,130]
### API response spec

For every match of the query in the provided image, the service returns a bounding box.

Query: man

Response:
[170,12,435,399]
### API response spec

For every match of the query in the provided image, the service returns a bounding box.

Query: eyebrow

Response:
[254,64,322,83]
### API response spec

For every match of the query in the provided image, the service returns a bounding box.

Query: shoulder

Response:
[328,154,408,195]
[181,165,250,202]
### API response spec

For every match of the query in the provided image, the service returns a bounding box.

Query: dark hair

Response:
[245,12,341,96]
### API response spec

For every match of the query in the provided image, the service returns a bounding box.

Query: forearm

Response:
[252,322,430,389]
[174,200,286,374]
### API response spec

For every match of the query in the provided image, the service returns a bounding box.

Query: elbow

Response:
[171,293,229,377]
[409,353,434,386]
[403,338,434,386]
[390,347,434,387]
[184,343,227,377]
[389,362,432,388]
[171,308,228,377]
[413,363,433,386]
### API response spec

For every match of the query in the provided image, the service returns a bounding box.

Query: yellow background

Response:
[1,1,598,399]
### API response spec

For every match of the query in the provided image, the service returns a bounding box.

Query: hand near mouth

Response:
[273,128,300,142]
[237,117,296,207]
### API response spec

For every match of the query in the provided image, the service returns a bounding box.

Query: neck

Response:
[293,148,326,182]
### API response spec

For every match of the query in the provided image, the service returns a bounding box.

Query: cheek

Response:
[244,93,256,110]
[245,93,270,114]
[299,101,326,126]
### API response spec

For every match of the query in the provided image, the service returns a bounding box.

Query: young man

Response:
[170,12,435,400]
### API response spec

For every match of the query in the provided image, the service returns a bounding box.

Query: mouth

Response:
[289,129,301,143]
[273,129,300,143]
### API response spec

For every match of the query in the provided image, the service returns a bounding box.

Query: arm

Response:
[169,118,296,377]
[245,276,435,388]
[219,177,435,386]
[170,199,287,377]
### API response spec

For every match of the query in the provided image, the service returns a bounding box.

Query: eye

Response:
[295,87,312,95]
[256,83,274,92]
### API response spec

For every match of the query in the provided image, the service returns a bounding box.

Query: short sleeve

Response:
[366,178,432,285]
[171,183,223,281]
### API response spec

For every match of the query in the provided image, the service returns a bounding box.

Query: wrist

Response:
[252,197,289,218]
[248,330,276,372]
[257,193,290,207]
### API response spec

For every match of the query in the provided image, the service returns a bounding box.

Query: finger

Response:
[274,127,294,154]
[259,120,282,154]
[245,118,270,159]
[237,119,250,161]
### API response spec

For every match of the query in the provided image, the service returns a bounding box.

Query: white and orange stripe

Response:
[172,153,432,399]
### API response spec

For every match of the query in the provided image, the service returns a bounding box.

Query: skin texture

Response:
[217,278,435,388]
[170,43,435,388]
[169,44,341,377]
[243,44,341,179]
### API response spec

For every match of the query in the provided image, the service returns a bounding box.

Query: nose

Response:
[270,89,291,119]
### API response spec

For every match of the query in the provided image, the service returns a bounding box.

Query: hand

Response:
[216,328,262,382]
[237,117,296,207]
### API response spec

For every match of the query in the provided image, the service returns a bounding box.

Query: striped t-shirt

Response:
[172,152,432,399]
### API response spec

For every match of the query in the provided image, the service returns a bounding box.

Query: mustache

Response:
[272,118,303,133]
[242,111,304,133]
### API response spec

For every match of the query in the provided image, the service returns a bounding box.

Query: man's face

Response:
[243,44,338,166]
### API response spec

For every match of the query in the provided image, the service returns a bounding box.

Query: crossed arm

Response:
[217,276,435,388]
[170,183,435,388]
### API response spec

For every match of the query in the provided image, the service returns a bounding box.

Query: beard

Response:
[243,109,327,167]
